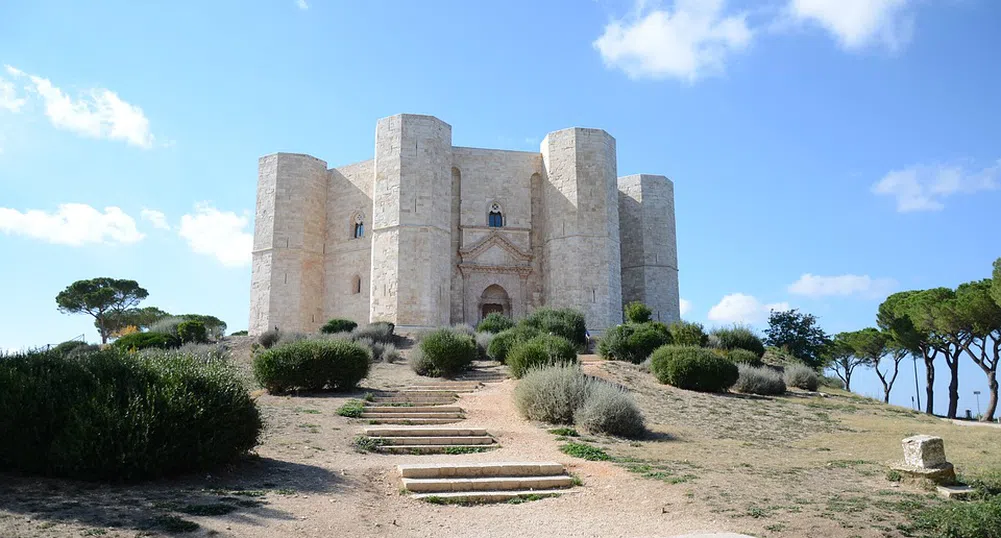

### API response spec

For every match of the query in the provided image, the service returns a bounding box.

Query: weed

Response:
[560,442,610,461]
[548,427,579,437]
[352,436,384,452]
[363,392,375,402]
[443,446,489,455]
[336,400,365,418]
[294,407,321,414]
[569,473,584,486]
[886,470,903,482]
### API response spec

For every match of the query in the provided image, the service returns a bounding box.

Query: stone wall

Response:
[249,153,329,334]
[540,128,623,331]
[618,174,680,325]
[250,114,677,336]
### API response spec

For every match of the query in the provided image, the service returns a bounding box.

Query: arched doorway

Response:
[479,284,510,321]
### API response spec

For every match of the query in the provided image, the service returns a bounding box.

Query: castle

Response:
[249,114,679,335]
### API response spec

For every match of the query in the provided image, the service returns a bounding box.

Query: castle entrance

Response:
[478,284,510,321]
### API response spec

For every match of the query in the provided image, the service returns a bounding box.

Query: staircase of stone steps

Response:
[363,427,499,454]
[398,462,575,502]
[360,405,465,425]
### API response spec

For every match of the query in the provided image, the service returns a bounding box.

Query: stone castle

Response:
[249,114,679,335]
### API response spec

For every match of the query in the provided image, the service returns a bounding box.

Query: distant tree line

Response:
[761,257,1001,422]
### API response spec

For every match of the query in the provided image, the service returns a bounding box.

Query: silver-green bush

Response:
[784,364,819,391]
[514,365,593,425]
[733,364,786,395]
[573,382,645,438]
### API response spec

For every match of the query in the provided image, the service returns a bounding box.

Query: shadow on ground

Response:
[0,456,343,534]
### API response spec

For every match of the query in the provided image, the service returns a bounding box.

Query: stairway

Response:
[360,405,464,425]
[362,427,498,454]
[399,462,575,502]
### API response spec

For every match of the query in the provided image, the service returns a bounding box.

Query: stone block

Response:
[937,484,976,500]
[891,462,957,486]
[902,435,947,468]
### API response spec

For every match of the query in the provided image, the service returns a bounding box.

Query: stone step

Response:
[374,436,496,446]
[402,475,573,493]
[360,412,464,419]
[399,389,469,395]
[375,444,499,455]
[399,462,566,479]
[411,488,568,503]
[409,381,481,388]
[364,418,463,425]
[364,427,487,437]
[369,397,457,404]
[363,406,463,413]
[404,386,478,391]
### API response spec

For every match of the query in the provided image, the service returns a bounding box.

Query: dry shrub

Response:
[733,364,786,395]
[784,364,819,391]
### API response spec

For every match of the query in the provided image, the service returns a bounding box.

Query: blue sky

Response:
[1,0,998,413]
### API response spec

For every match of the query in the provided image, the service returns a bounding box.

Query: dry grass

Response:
[588,360,1001,537]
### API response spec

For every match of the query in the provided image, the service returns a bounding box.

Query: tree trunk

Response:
[924,350,935,416]
[947,353,960,419]
[984,374,998,422]
[99,316,108,344]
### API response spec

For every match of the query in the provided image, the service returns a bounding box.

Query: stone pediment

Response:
[458,232,532,275]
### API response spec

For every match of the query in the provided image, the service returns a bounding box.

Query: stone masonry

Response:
[250,114,680,335]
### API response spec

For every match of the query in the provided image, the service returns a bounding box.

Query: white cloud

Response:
[787,0,914,51]
[0,76,26,113]
[140,208,170,230]
[593,0,753,82]
[0,203,144,246]
[679,298,692,316]
[179,203,252,268]
[5,65,155,148]
[707,293,784,324]
[296,0,309,9]
[872,161,1000,212]
[788,273,897,299]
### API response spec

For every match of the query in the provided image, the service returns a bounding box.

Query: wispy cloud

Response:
[4,65,155,148]
[872,160,1000,212]
[0,203,144,246]
[707,293,789,324]
[179,203,253,267]
[785,0,914,52]
[140,208,171,230]
[296,0,309,10]
[593,0,752,82]
[679,298,692,317]
[0,74,26,113]
[788,273,897,299]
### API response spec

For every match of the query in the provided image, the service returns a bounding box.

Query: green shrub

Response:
[112,332,179,351]
[573,382,645,437]
[230,330,249,336]
[412,327,477,378]
[354,338,399,363]
[487,325,541,362]
[783,364,819,391]
[819,374,845,389]
[710,325,766,358]
[727,348,763,367]
[336,400,365,418]
[649,345,739,392]
[258,329,281,349]
[50,340,90,357]
[523,308,587,348]
[141,343,228,363]
[321,318,358,334]
[177,320,208,344]
[966,468,1001,498]
[514,365,593,424]
[476,313,515,334]
[907,495,1001,538]
[252,339,370,393]
[624,301,652,323]
[669,321,709,347]
[507,335,578,379]
[0,349,260,480]
[733,364,786,395]
[598,323,671,364]
[352,322,395,344]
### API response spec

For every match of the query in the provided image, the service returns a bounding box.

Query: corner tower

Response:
[540,128,623,331]
[249,153,329,335]
[618,174,680,324]
[370,114,453,329]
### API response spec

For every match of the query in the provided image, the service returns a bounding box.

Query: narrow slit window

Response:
[488,202,504,228]
[352,214,364,239]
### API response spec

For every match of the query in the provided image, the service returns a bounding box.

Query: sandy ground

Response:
[2,342,998,538]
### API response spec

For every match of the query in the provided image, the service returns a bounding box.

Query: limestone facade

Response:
[250,114,680,335]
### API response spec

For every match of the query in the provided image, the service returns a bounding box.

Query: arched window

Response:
[351,275,362,295]
[352,213,364,239]
[488,202,503,228]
